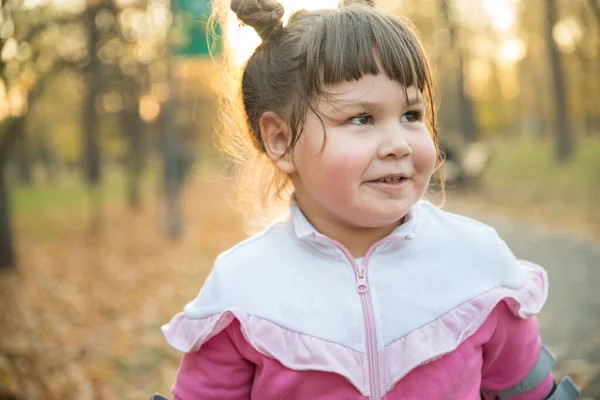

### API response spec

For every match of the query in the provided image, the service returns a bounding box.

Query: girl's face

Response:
[290,72,437,232]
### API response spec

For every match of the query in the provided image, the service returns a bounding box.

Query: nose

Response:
[377,122,412,159]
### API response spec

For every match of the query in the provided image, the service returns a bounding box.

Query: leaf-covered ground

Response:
[1,176,247,399]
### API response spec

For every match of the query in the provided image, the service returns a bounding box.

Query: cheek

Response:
[411,134,437,173]
[315,142,372,197]
[319,153,360,192]
[322,142,371,178]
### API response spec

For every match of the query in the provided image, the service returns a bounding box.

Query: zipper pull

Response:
[355,264,369,293]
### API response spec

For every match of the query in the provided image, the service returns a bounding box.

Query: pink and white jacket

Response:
[162,201,558,399]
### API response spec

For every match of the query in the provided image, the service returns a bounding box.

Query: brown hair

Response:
[216,0,442,214]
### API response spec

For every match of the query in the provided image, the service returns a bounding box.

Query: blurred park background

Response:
[0,0,599,398]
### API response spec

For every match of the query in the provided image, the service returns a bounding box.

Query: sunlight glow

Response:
[498,38,526,66]
[226,0,340,66]
[0,82,28,121]
[483,0,517,31]
[553,17,582,53]
[22,0,46,9]
[1,38,18,62]
[23,0,85,13]
[139,94,161,122]
[0,81,9,122]
[9,85,28,116]
[464,59,490,100]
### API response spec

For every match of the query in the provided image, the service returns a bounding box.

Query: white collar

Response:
[288,201,421,257]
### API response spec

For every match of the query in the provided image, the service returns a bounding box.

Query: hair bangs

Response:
[370,13,429,93]
[320,11,380,84]
[297,8,428,103]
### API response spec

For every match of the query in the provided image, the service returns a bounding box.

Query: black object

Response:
[149,394,170,400]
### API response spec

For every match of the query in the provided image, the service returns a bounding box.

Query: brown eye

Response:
[401,111,421,123]
[348,114,373,125]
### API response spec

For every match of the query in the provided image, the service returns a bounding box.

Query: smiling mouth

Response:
[369,175,408,184]
[376,176,405,183]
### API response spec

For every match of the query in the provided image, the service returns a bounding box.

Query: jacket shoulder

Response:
[416,201,520,276]
[419,201,498,235]
[183,218,298,316]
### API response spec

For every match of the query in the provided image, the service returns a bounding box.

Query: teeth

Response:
[380,176,402,183]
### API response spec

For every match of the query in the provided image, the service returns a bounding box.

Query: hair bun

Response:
[230,0,285,40]
[338,0,375,7]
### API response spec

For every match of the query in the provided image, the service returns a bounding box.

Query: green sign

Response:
[173,0,222,57]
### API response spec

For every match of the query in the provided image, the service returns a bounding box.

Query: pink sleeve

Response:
[481,301,553,400]
[172,321,255,400]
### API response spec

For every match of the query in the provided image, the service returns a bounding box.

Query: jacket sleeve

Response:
[172,321,255,400]
[480,301,554,400]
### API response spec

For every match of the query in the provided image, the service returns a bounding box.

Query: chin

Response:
[347,210,408,230]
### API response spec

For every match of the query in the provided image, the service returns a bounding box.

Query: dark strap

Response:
[546,377,580,399]
[149,394,170,400]
[481,345,556,399]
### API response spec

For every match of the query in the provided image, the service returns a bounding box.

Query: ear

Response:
[259,111,295,174]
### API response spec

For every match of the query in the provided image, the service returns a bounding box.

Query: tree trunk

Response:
[13,120,33,185]
[0,161,15,270]
[582,0,600,134]
[123,107,144,211]
[82,5,103,233]
[39,135,61,183]
[0,118,21,270]
[544,0,573,163]
[587,0,600,26]
[164,55,182,239]
[439,0,478,143]
[575,48,590,136]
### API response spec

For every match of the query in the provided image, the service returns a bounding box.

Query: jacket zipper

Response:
[317,235,389,400]
[353,256,381,400]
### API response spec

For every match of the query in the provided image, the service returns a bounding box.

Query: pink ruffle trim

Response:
[380,260,548,393]
[162,308,371,396]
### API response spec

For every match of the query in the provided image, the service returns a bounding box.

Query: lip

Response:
[366,174,410,189]
[372,173,408,181]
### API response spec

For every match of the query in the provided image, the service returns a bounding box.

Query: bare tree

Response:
[0,117,20,269]
[0,1,27,269]
[81,4,105,233]
[544,0,573,162]
[587,0,600,25]
[438,0,478,143]
[163,53,182,239]
[12,127,33,184]
[122,104,145,210]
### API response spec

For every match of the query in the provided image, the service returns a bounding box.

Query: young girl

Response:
[161,0,580,399]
